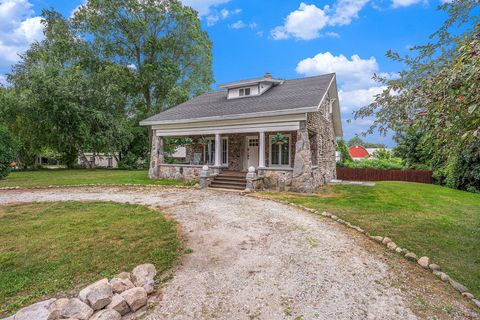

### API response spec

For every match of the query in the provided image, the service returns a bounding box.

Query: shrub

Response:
[342,158,405,170]
[0,126,18,179]
[337,139,352,163]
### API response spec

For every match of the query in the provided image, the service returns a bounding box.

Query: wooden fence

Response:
[336,167,433,184]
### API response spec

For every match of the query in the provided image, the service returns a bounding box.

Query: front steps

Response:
[210,171,246,190]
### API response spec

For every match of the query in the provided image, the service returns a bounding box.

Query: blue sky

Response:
[0,0,450,146]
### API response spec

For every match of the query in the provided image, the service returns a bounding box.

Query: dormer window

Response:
[239,87,251,97]
[219,73,284,100]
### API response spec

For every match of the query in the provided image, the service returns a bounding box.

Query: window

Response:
[269,134,290,166]
[239,87,251,97]
[203,137,228,166]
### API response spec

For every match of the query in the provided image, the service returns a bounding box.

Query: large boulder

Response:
[106,294,130,315]
[61,298,94,320]
[15,299,56,320]
[120,287,148,312]
[110,277,134,294]
[79,278,113,310]
[48,298,69,320]
[116,272,132,281]
[89,310,122,320]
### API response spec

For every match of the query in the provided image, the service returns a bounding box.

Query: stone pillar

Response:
[200,165,210,189]
[291,121,315,193]
[258,131,266,175]
[214,133,221,167]
[148,132,164,179]
[245,166,257,192]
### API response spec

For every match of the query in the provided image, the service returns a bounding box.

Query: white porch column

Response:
[259,131,266,169]
[214,133,221,167]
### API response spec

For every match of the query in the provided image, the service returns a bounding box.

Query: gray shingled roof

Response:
[141,73,335,124]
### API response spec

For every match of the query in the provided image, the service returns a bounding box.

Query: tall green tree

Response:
[8,10,131,168]
[74,0,214,118]
[354,1,480,191]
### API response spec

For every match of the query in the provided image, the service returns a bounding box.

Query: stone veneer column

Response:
[148,131,164,179]
[291,121,315,193]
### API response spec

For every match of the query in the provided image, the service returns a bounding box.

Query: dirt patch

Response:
[0,187,478,320]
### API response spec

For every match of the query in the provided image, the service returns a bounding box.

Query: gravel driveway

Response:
[1,187,478,320]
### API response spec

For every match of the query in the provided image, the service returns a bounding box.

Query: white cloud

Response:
[329,0,369,26]
[391,0,425,8]
[339,86,386,112]
[256,31,264,37]
[249,22,257,29]
[296,52,379,90]
[0,0,44,70]
[229,20,246,29]
[271,1,370,40]
[325,31,340,38]
[181,0,230,16]
[206,7,241,26]
[271,3,329,40]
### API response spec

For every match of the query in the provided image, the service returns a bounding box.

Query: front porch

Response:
[150,131,297,190]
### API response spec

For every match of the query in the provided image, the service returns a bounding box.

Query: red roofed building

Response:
[349,145,369,160]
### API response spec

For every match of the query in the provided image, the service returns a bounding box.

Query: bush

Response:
[0,126,18,179]
[342,158,405,170]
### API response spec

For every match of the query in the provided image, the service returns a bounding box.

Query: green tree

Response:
[337,139,353,163]
[8,10,132,168]
[74,0,213,117]
[0,126,18,179]
[353,1,480,191]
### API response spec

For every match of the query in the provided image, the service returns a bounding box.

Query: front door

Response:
[247,136,259,168]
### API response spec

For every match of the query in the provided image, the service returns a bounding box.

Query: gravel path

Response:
[1,187,477,320]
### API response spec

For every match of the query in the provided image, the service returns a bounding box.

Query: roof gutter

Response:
[139,106,317,126]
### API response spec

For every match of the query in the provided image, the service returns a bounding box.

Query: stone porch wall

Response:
[263,169,293,191]
[159,164,205,180]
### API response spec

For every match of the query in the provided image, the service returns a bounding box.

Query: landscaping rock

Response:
[382,237,392,245]
[462,292,474,299]
[440,272,450,282]
[15,299,56,320]
[472,299,480,308]
[429,263,441,271]
[110,277,134,294]
[372,236,383,243]
[48,298,69,320]
[405,252,417,261]
[61,298,93,320]
[79,278,113,310]
[395,247,403,253]
[417,256,429,268]
[121,287,148,312]
[89,309,121,320]
[132,263,157,292]
[107,294,130,315]
[449,279,468,293]
[386,242,397,251]
[116,272,132,281]
[79,279,108,302]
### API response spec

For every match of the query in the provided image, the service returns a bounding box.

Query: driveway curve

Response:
[1,187,478,320]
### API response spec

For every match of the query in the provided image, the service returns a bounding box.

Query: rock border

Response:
[0,183,197,191]
[250,195,480,310]
[3,263,158,320]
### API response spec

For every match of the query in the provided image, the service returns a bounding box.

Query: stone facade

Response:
[263,169,293,191]
[158,165,204,180]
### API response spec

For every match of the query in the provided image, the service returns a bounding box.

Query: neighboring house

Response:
[349,145,370,161]
[140,73,343,192]
[78,153,118,168]
[349,146,393,161]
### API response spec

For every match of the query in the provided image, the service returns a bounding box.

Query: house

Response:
[349,145,393,161]
[349,145,369,161]
[78,153,118,168]
[140,73,342,192]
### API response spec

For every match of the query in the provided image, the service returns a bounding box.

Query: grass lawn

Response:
[264,182,480,297]
[0,169,192,188]
[0,201,180,317]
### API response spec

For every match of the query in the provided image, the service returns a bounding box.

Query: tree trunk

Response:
[76,143,92,169]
